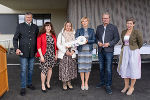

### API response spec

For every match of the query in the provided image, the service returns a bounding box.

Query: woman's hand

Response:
[70,50,75,56]
[55,54,58,60]
[85,40,88,44]
[66,50,71,56]
[40,56,45,63]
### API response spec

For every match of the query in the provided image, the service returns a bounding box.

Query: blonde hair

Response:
[81,17,89,23]
[63,21,73,32]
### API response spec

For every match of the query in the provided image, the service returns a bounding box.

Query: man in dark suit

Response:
[96,12,120,94]
[13,12,39,96]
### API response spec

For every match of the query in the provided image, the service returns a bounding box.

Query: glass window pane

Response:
[44,19,50,23]
[18,15,25,24]
[33,19,36,24]
[37,19,43,26]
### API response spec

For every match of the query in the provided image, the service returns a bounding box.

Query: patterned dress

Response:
[59,54,77,82]
[59,31,77,82]
[118,35,141,79]
[78,28,92,72]
[40,34,55,76]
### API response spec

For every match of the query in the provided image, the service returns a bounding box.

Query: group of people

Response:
[13,12,143,96]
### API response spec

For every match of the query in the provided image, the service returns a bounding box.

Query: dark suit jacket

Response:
[96,24,120,52]
[13,22,39,57]
[75,28,96,52]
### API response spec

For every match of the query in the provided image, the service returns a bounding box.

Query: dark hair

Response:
[25,12,33,16]
[38,22,56,36]
[126,17,136,24]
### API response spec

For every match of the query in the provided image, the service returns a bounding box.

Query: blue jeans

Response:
[98,49,113,86]
[20,57,35,88]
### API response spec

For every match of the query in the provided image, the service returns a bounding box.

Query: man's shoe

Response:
[20,88,26,96]
[106,86,112,94]
[27,84,36,90]
[96,83,105,88]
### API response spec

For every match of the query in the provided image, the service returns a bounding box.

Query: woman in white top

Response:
[57,21,77,90]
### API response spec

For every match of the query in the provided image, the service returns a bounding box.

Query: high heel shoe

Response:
[41,89,47,93]
[126,87,134,95]
[85,83,89,90]
[41,85,47,93]
[81,86,85,90]
[84,86,89,90]
[63,82,67,91]
[46,85,51,90]
[121,86,129,93]
[67,81,73,89]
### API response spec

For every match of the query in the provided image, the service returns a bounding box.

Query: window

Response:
[18,14,51,27]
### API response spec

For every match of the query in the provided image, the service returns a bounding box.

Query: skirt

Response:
[78,51,92,73]
[40,51,55,76]
[59,54,77,82]
[117,46,141,79]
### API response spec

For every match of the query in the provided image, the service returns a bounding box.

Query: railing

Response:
[0,39,12,54]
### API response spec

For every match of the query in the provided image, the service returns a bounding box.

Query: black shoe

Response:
[46,85,51,90]
[96,83,105,88]
[20,88,26,96]
[62,88,68,91]
[67,86,73,90]
[106,86,112,94]
[41,89,47,93]
[27,84,36,90]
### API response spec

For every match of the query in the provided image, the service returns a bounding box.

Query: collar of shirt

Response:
[26,22,31,26]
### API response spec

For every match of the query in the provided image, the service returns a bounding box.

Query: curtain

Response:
[68,0,150,44]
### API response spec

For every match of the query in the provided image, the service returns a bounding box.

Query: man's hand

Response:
[98,42,103,47]
[103,43,110,47]
[16,49,22,55]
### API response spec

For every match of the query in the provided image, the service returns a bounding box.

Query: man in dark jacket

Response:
[13,12,39,96]
[96,12,120,94]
